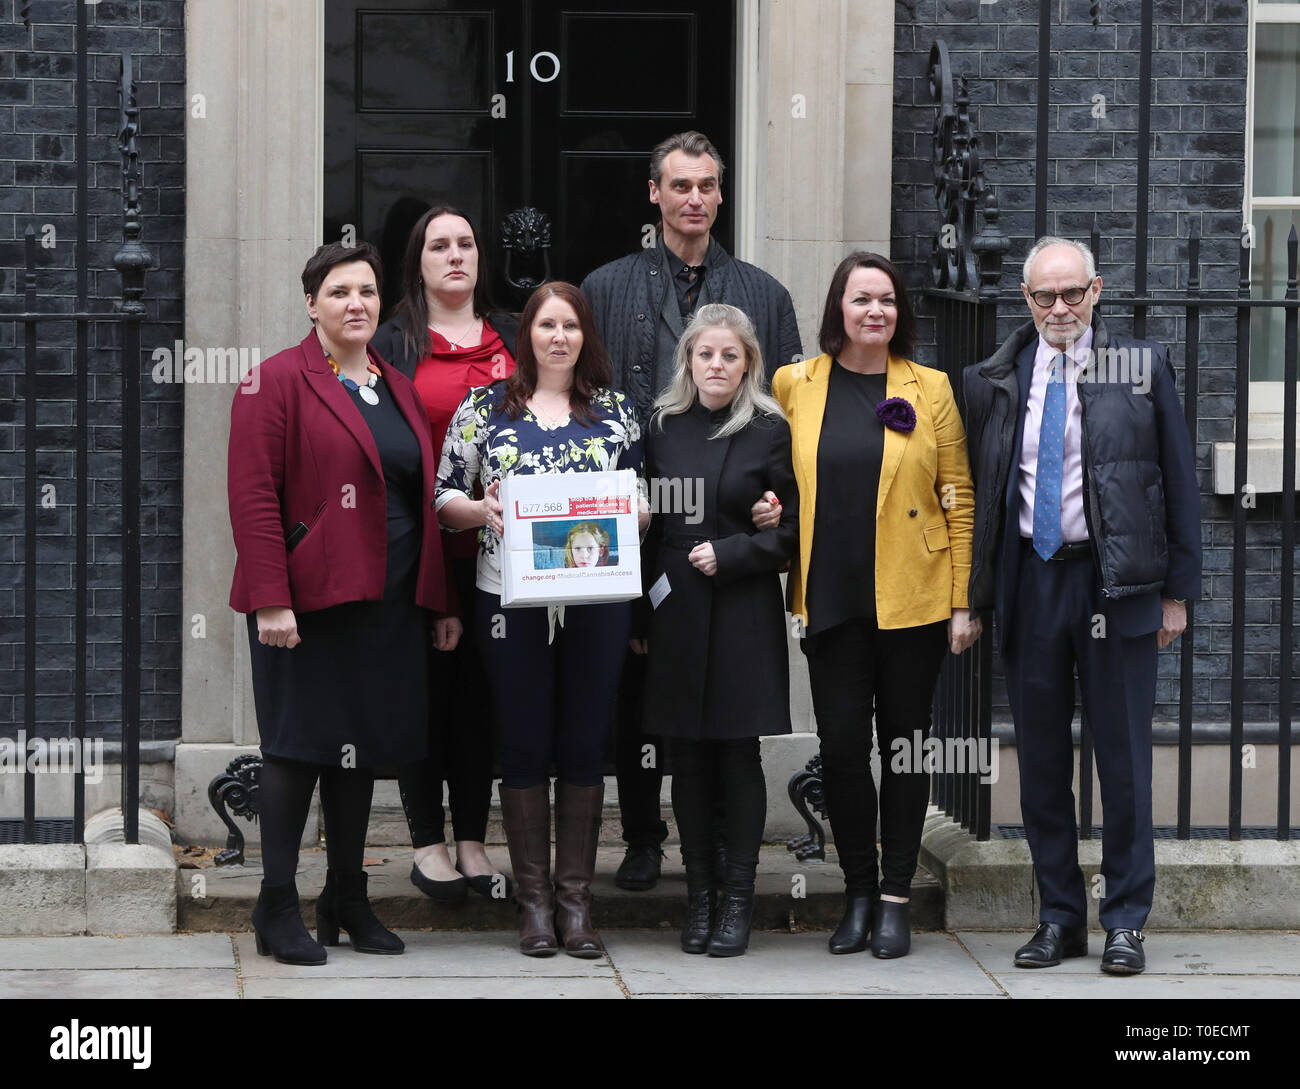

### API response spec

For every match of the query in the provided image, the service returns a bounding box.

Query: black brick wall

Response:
[0,0,184,744]
[894,1,1298,723]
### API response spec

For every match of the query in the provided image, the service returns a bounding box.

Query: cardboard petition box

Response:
[499,470,642,606]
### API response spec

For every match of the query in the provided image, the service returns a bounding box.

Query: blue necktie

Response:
[1033,354,1067,561]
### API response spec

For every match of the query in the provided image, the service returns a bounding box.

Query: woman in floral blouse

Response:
[436,281,645,959]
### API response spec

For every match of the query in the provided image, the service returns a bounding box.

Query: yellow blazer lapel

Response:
[876,355,919,516]
[790,355,830,492]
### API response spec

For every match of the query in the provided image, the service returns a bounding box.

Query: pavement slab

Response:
[604,930,1005,997]
[0,934,234,970]
[956,931,1300,978]
[242,976,624,999]
[0,968,238,999]
[234,930,617,980]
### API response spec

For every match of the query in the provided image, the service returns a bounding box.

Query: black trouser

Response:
[476,590,630,788]
[670,737,766,894]
[614,650,669,847]
[1004,541,1157,931]
[804,618,947,898]
[398,557,494,847]
[259,754,375,886]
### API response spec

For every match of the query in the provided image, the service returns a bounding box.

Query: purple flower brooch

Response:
[875,397,917,434]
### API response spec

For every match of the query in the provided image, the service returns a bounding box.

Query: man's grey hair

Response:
[1022,236,1097,285]
[649,131,726,186]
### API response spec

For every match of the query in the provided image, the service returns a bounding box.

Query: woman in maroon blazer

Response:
[228,241,461,965]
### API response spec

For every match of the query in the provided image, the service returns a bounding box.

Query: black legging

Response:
[259,755,375,886]
[398,556,494,847]
[670,737,766,894]
[475,590,630,788]
[804,619,947,898]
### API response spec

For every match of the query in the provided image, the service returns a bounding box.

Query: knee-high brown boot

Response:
[554,782,605,959]
[499,784,557,957]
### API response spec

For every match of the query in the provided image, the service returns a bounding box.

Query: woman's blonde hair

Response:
[652,303,783,439]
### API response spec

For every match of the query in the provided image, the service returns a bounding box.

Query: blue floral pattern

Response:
[436,383,644,591]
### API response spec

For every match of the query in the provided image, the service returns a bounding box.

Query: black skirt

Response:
[247,594,429,767]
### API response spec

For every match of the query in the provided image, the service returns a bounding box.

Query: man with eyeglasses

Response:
[963,237,1201,975]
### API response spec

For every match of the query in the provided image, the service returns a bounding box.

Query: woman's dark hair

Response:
[503,282,612,427]
[817,251,916,359]
[301,241,384,301]
[391,205,500,361]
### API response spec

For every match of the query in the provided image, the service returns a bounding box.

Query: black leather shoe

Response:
[1013,922,1089,968]
[409,861,469,904]
[706,893,754,957]
[870,899,911,958]
[456,861,513,901]
[1101,928,1146,975]
[317,870,405,955]
[828,893,874,954]
[615,844,664,891]
[680,890,714,955]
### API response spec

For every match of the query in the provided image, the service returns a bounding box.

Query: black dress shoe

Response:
[1101,928,1146,975]
[828,893,874,954]
[615,844,664,891]
[706,893,754,957]
[456,862,513,901]
[409,861,469,904]
[870,899,911,959]
[1013,921,1089,968]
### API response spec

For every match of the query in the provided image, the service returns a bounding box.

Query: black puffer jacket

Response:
[580,236,802,423]
[963,314,1201,624]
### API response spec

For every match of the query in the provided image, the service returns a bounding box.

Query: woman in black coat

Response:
[634,303,799,957]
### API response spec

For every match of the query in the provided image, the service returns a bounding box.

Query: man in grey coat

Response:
[580,130,801,889]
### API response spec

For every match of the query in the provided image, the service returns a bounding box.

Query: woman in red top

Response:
[371,206,518,903]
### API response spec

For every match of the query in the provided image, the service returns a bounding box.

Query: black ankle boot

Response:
[681,890,714,955]
[828,892,875,955]
[870,898,911,958]
[316,870,404,955]
[706,892,755,957]
[251,881,327,966]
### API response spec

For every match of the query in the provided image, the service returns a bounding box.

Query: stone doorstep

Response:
[177,844,945,934]
[0,842,176,936]
[921,815,1300,931]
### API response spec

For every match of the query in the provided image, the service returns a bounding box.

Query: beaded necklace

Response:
[327,353,383,406]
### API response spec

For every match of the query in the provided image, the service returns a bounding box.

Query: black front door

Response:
[324,0,737,314]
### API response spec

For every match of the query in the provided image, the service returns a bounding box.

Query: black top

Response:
[663,243,710,319]
[342,376,423,599]
[806,362,887,635]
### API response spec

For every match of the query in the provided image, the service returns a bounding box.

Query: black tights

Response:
[259,755,376,886]
[670,737,766,895]
[804,619,947,898]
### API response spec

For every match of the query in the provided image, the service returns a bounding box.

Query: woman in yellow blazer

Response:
[772,252,981,959]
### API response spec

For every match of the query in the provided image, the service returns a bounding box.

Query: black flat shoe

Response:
[828,893,875,954]
[1013,921,1089,968]
[870,899,911,959]
[457,862,513,901]
[1101,928,1145,975]
[615,844,664,891]
[409,861,469,904]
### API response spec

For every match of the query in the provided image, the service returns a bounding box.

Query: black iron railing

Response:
[918,35,1299,844]
[4,21,150,845]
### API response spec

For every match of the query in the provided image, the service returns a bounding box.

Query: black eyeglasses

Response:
[1028,286,1090,308]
